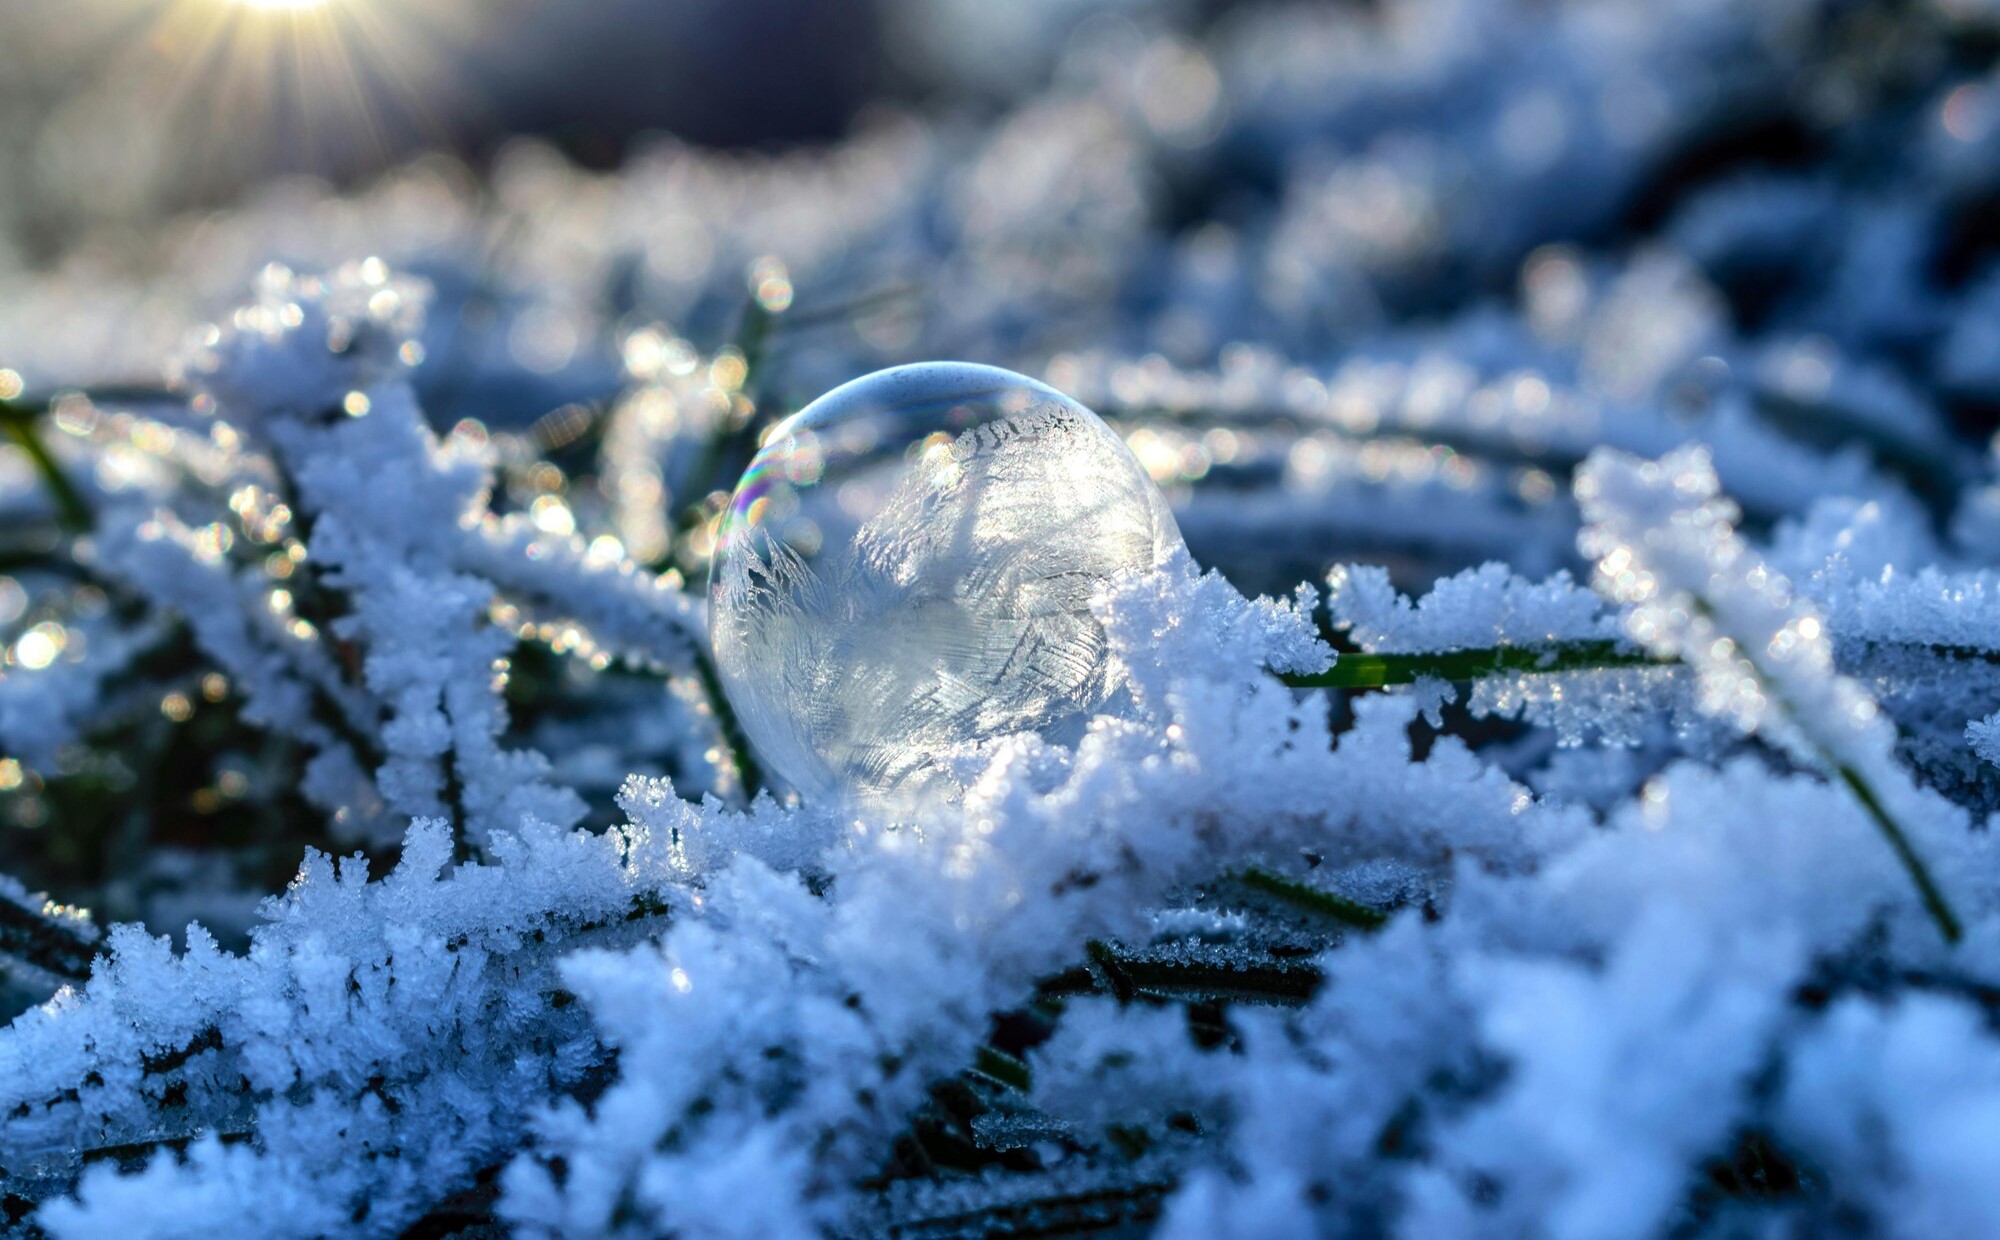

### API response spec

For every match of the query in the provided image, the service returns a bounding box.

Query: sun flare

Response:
[83,0,479,184]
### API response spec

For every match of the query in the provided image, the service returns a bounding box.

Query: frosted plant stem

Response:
[1061,939,1323,1005]
[1282,638,2000,692]
[0,384,181,536]
[691,642,764,801]
[0,896,96,981]
[680,299,777,511]
[1278,640,1670,689]
[1835,762,1962,943]
[971,1046,1032,1092]
[19,384,179,409]
[1236,865,1389,929]
[1676,588,1964,946]
[0,400,92,532]
[735,296,775,398]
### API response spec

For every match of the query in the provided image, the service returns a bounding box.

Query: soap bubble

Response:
[709,362,1185,804]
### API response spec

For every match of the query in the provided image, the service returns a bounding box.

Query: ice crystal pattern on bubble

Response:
[710,363,1184,802]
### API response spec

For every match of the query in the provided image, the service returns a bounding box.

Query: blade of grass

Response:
[1836,763,1962,943]
[692,642,763,802]
[1280,640,1669,689]
[1236,866,1389,930]
[0,401,92,532]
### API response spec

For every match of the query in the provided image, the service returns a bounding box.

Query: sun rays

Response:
[96,0,483,187]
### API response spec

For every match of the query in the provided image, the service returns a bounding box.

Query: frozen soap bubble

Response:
[709,362,1185,804]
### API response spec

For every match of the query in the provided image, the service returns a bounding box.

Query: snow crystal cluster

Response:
[3,0,2000,1236]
